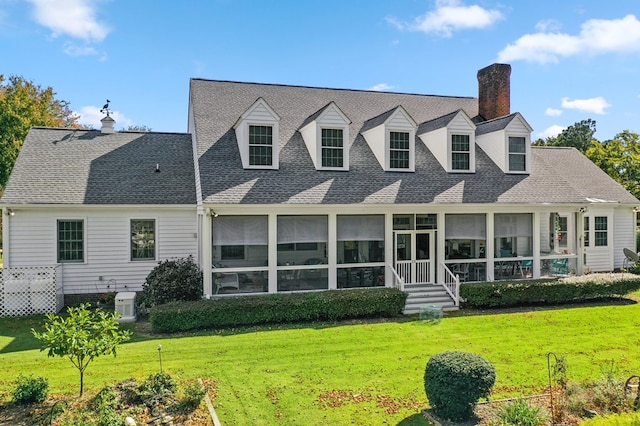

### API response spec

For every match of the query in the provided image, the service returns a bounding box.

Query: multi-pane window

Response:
[595,216,608,246]
[508,137,526,171]
[451,134,470,170]
[583,217,590,247]
[57,220,84,263]
[321,128,343,168]
[221,245,245,260]
[389,131,410,169]
[131,219,155,261]
[249,125,273,166]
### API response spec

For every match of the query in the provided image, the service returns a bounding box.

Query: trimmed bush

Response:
[150,288,407,332]
[142,256,203,306]
[424,351,495,421]
[12,374,49,404]
[460,273,640,309]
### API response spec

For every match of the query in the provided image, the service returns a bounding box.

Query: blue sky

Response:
[1,0,639,141]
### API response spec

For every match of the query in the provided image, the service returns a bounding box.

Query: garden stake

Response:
[158,344,163,373]
[547,352,559,425]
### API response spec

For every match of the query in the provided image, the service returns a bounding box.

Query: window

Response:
[557,216,568,248]
[57,220,84,263]
[321,128,343,168]
[131,219,155,261]
[221,245,245,260]
[249,125,273,166]
[389,131,410,169]
[584,217,590,247]
[508,137,526,172]
[451,134,470,171]
[595,216,608,246]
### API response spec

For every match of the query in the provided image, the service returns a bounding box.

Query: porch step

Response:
[403,283,457,315]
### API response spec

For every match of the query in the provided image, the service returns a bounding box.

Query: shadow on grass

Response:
[0,313,152,354]
[397,412,429,425]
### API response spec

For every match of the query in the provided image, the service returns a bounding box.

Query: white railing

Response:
[416,260,430,283]
[395,261,411,285]
[1,265,63,317]
[441,262,460,307]
[388,263,405,291]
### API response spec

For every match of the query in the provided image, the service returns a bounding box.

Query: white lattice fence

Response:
[1,266,62,317]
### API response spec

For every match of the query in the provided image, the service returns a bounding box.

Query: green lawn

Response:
[2,301,640,425]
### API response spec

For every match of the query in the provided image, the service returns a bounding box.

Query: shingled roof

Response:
[189,79,638,206]
[1,128,196,205]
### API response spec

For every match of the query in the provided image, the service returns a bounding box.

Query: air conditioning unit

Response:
[115,292,136,323]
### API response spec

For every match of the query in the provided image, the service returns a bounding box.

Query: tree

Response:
[586,130,640,199]
[533,119,597,153]
[125,125,152,132]
[0,75,80,189]
[32,304,131,396]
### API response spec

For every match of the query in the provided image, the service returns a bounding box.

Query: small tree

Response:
[32,304,131,396]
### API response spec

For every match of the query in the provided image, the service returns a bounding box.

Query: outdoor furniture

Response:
[551,258,569,275]
[623,248,639,269]
[215,272,239,293]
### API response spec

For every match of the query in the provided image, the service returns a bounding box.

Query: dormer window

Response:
[249,125,273,166]
[362,106,416,172]
[321,128,344,168]
[451,134,470,171]
[234,98,280,169]
[508,136,526,172]
[389,131,410,169]
[299,102,351,171]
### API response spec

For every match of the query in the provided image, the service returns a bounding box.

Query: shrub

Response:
[460,274,640,309]
[173,381,207,413]
[137,372,177,408]
[495,398,546,426]
[149,287,407,332]
[12,374,49,404]
[142,256,203,306]
[424,351,496,421]
[90,386,122,426]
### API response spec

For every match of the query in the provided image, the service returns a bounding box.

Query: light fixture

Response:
[5,209,14,216]
[634,207,640,213]
[579,207,587,213]
[205,208,219,218]
[212,211,218,218]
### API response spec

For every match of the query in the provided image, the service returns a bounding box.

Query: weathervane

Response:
[100,99,112,117]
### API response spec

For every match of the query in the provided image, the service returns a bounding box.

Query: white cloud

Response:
[561,96,611,115]
[538,125,565,139]
[76,105,133,130]
[388,0,503,38]
[535,19,561,32]
[63,43,98,57]
[27,0,109,42]
[498,14,640,63]
[545,107,563,117]
[369,83,394,92]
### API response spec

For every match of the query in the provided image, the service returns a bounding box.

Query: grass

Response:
[2,300,640,425]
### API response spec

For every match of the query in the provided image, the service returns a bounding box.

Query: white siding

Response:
[300,103,350,171]
[476,131,506,172]
[387,112,415,130]
[7,207,197,295]
[234,99,280,169]
[613,207,636,269]
[419,127,448,170]
[362,125,386,170]
[299,121,318,167]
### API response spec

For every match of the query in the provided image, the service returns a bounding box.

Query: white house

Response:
[2,63,638,315]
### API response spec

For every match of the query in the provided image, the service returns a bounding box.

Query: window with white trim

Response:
[57,220,84,263]
[321,128,343,168]
[248,125,273,166]
[508,136,526,172]
[131,219,156,261]
[594,216,608,246]
[451,134,470,171]
[389,131,410,169]
[583,217,590,247]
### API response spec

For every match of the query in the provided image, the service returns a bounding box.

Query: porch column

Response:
[385,213,393,287]
[532,211,541,278]
[327,214,337,290]
[202,212,212,296]
[268,213,278,293]
[576,210,584,275]
[437,213,445,283]
[486,212,494,281]
[2,207,9,268]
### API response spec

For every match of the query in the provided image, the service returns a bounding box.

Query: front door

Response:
[394,231,434,284]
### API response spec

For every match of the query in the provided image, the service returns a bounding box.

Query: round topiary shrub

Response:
[143,256,203,306]
[424,350,496,421]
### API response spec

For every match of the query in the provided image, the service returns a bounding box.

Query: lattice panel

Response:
[1,266,61,317]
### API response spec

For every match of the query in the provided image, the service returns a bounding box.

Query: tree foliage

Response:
[32,304,131,396]
[532,119,597,153]
[0,75,80,188]
[125,125,152,132]
[586,130,640,199]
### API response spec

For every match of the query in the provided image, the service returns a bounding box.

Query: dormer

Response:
[299,102,351,171]
[233,98,280,169]
[475,112,533,174]
[418,110,477,173]
[361,106,417,172]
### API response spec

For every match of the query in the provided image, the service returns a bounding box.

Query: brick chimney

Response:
[477,63,511,121]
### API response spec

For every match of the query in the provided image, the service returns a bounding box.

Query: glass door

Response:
[394,232,412,284]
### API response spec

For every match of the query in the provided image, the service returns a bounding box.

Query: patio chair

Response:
[551,258,569,275]
[623,248,639,269]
